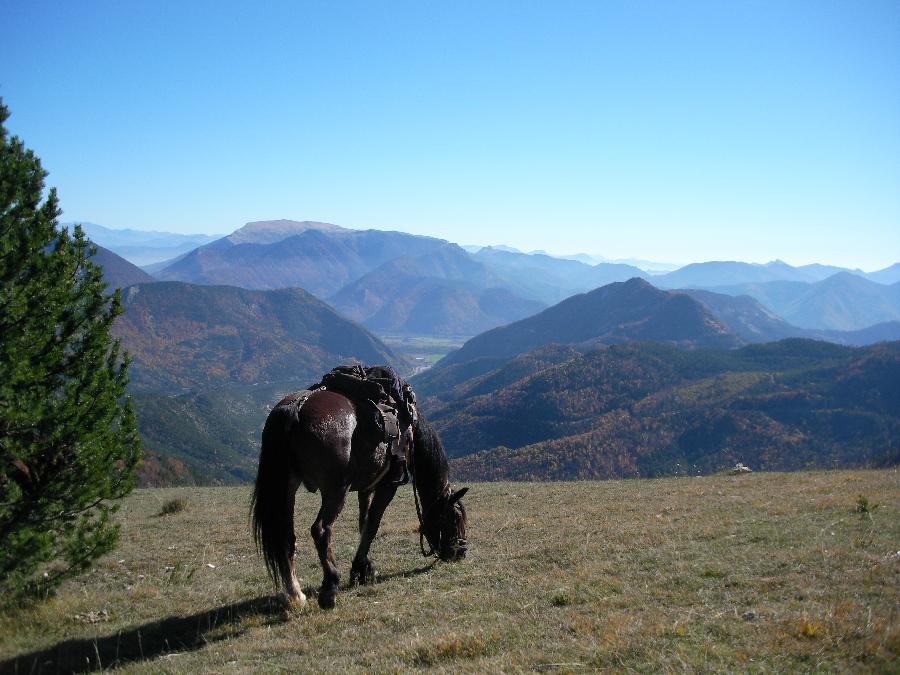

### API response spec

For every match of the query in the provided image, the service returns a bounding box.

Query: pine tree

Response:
[0,99,140,602]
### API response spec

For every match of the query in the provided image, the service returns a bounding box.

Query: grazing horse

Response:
[250,387,468,609]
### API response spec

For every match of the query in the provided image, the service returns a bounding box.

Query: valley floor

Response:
[1,469,897,673]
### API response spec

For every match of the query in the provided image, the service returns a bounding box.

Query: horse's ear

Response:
[449,487,469,505]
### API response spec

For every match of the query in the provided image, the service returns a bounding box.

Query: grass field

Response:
[1,469,897,673]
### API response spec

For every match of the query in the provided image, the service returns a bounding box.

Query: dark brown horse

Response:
[250,387,468,609]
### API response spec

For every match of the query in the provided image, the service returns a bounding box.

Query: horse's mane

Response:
[411,413,449,494]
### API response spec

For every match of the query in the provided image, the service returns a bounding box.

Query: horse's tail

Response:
[250,404,299,591]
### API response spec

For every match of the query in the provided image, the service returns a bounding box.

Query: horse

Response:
[250,386,469,610]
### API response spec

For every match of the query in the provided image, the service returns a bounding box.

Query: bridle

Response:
[409,439,468,559]
[411,470,468,559]
[406,405,468,560]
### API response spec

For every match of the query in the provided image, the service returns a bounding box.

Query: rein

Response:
[410,439,434,557]
[412,475,435,557]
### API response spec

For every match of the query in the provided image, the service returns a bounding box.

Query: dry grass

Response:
[1,469,898,673]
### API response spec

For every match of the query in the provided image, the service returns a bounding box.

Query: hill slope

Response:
[432,278,738,377]
[867,262,900,284]
[442,340,900,480]
[132,383,290,485]
[114,281,402,391]
[90,243,156,289]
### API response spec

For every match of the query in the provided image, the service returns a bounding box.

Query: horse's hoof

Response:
[350,561,376,586]
[318,591,336,610]
[279,588,307,610]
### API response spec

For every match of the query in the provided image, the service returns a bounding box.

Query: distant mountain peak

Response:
[481,244,523,254]
[437,277,739,373]
[226,219,349,245]
[620,276,655,289]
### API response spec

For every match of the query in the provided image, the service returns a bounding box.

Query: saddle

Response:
[315,364,414,456]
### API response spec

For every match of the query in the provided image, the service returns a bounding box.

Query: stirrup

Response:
[387,459,409,486]
[396,467,409,486]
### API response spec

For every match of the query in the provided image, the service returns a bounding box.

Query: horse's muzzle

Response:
[440,538,468,561]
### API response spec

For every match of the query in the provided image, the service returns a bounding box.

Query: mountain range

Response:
[74,221,900,487]
[328,244,545,335]
[652,259,862,287]
[675,289,900,345]
[70,222,223,266]
[701,273,900,331]
[469,247,647,305]
[81,219,900,337]
[410,279,900,479]
[75,237,900,485]
[155,220,449,297]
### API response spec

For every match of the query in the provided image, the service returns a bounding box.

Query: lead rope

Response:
[413,477,434,557]
[409,431,435,558]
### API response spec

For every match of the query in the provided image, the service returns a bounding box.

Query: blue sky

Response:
[1,1,898,269]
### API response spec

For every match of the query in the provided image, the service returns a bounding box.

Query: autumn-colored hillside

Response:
[428,340,900,481]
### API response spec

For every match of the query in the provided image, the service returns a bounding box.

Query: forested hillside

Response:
[439,340,900,480]
[115,281,401,391]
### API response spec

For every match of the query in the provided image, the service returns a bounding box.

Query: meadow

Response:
[380,336,468,372]
[1,469,897,673]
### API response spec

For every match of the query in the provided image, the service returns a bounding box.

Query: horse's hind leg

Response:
[357,490,373,534]
[350,490,375,584]
[310,487,347,609]
[351,483,398,585]
[282,480,306,607]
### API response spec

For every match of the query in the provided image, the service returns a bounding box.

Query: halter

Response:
[411,464,467,558]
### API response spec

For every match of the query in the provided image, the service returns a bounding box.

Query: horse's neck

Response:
[412,440,448,506]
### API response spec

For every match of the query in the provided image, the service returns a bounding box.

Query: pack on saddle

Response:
[313,364,417,487]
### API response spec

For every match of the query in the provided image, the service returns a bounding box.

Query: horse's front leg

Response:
[351,482,398,585]
[310,487,347,609]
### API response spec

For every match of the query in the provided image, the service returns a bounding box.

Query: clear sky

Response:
[1,1,898,269]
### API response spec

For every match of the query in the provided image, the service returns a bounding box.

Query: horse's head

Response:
[421,486,469,561]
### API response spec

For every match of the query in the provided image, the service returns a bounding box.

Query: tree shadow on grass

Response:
[0,595,288,674]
